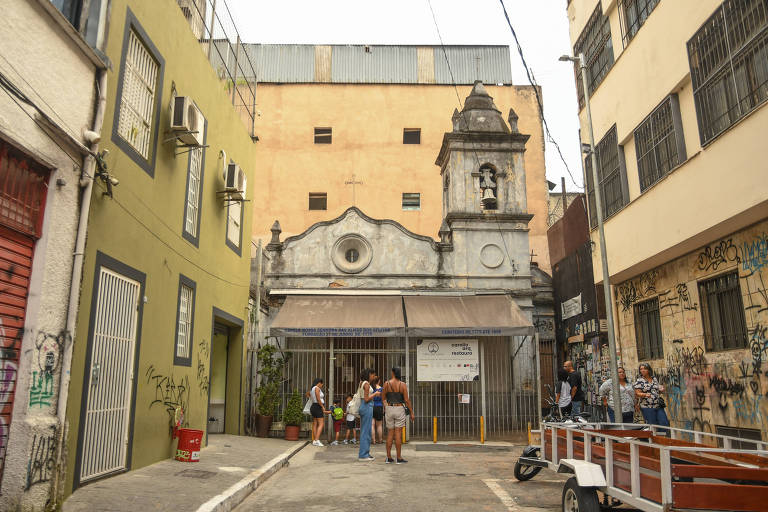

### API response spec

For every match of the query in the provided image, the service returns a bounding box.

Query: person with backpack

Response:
[555,368,573,418]
[330,399,345,445]
[356,368,379,461]
[371,374,384,444]
[382,366,414,464]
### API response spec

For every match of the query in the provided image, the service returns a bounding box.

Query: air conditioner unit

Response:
[224,162,246,200]
[170,96,204,146]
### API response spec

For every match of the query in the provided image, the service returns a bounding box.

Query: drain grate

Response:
[176,469,217,479]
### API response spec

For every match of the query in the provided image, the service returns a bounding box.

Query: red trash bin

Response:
[175,428,203,462]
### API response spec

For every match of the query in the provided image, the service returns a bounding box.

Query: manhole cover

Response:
[176,469,217,479]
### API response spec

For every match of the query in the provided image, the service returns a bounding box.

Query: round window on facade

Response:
[345,248,359,263]
[332,234,372,274]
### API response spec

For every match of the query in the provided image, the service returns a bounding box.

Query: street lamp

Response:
[560,53,622,423]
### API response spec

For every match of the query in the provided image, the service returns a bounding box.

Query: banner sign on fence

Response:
[416,339,479,382]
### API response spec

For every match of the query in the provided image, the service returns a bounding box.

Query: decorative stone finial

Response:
[438,219,452,244]
[508,108,519,133]
[268,220,282,247]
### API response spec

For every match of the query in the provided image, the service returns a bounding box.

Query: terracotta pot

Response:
[284,425,300,441]
[256,414,273,438]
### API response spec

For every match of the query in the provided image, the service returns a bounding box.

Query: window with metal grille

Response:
[699,271,748,352]
[634,297,664,360]
[309,192,327,210]
[174,277,195,366]
[226,199,242,253]
[574,3,615,109]
[584,126,628,228]
[314,127,332,144]
[0,140,49,238]
[402,193,421,210]
[688,0,768,145]
[403,128,421,144]
[619,0,660,46]
[634,95,687,192]
[716,425,763,449]
[117,30,160,160]
[183,130,205,242]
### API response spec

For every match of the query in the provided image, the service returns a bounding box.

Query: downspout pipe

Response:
[53,68,107,499]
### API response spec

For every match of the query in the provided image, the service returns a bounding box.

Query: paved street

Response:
[63,435,304,512]
[235,442,570,512]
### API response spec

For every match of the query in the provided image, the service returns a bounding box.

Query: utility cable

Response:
[498,0,583,190]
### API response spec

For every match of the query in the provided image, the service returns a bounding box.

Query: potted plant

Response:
[283,389,303,441]
[255,344,287,437]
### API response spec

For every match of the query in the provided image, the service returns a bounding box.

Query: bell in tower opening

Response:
[479,164,498,210]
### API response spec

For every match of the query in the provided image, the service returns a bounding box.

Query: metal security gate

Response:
[79,268,141,482]
[0,226,34,480]
[260,336,533,441]
[408,336,534,440]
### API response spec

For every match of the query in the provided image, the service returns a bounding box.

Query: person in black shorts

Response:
[371,374,384,443]
[309,378,329,446]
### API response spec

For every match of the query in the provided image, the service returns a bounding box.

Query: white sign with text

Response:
[417,339,479,382]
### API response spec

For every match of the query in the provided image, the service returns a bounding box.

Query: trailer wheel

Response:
[513,461,542,481]
[562,477,599,512]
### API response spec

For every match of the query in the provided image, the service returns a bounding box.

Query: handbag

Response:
[347,381,365,418]
[657,396,666,409]
[302,398,312,416]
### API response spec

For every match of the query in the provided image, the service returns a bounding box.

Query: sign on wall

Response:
[561,294,582,320]
[416,339,479,382]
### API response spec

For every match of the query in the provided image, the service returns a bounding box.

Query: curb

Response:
[195,441,309,512]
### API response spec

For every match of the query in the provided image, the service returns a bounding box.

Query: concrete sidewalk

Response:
[63,435,307,512]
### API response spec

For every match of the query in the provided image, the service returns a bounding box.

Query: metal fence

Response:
[247,335,540,441]
[175,0,258,137]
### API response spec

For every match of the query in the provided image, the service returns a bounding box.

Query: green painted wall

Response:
[64,0,256,495]
[210,332,228,402]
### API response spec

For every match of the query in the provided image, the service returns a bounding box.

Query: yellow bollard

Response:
[480,416,485,444]
[527,421,531,445]
[402,427,406,445]
[433,416,437,443]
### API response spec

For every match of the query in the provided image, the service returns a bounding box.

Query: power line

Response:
[498,0,583,191]
[0,70,84,172]
[426,0,519,271]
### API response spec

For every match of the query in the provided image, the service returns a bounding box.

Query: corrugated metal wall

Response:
[233,44,512,84]
[331,45,418,84]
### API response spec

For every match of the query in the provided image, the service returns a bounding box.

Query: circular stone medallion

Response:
[480,243,505,269]
[332,234,373,274]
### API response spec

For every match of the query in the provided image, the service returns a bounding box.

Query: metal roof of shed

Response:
[210,44,513,85]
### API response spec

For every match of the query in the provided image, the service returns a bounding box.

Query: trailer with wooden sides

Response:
[515,422,768,512]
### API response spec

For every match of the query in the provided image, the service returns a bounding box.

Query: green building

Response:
[63,0,256,495]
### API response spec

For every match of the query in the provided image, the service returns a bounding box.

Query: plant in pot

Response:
[283,389,304,441]
[255,344,287,437]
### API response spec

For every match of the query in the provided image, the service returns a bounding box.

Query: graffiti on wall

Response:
[27,330,69,409]
[146,366,190,434]
[617,270,659,311]
[25,429,56,489]
[196,338,209,396]
[616,228,768,438]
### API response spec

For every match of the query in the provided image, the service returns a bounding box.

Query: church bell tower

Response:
[435,81,533,286]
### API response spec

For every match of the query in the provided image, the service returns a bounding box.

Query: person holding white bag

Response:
[306,378,330,446]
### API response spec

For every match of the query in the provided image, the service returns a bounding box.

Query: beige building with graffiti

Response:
[566,0,768,439]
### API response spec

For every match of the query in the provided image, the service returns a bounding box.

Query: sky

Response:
[226,0,585,192]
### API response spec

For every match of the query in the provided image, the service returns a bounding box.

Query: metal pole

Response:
[328,337,334,442]
[207,0,217,61]
[578,53,622,421]
[479,340,487,440]
[534,333,542,429]
[404,330,410,442]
